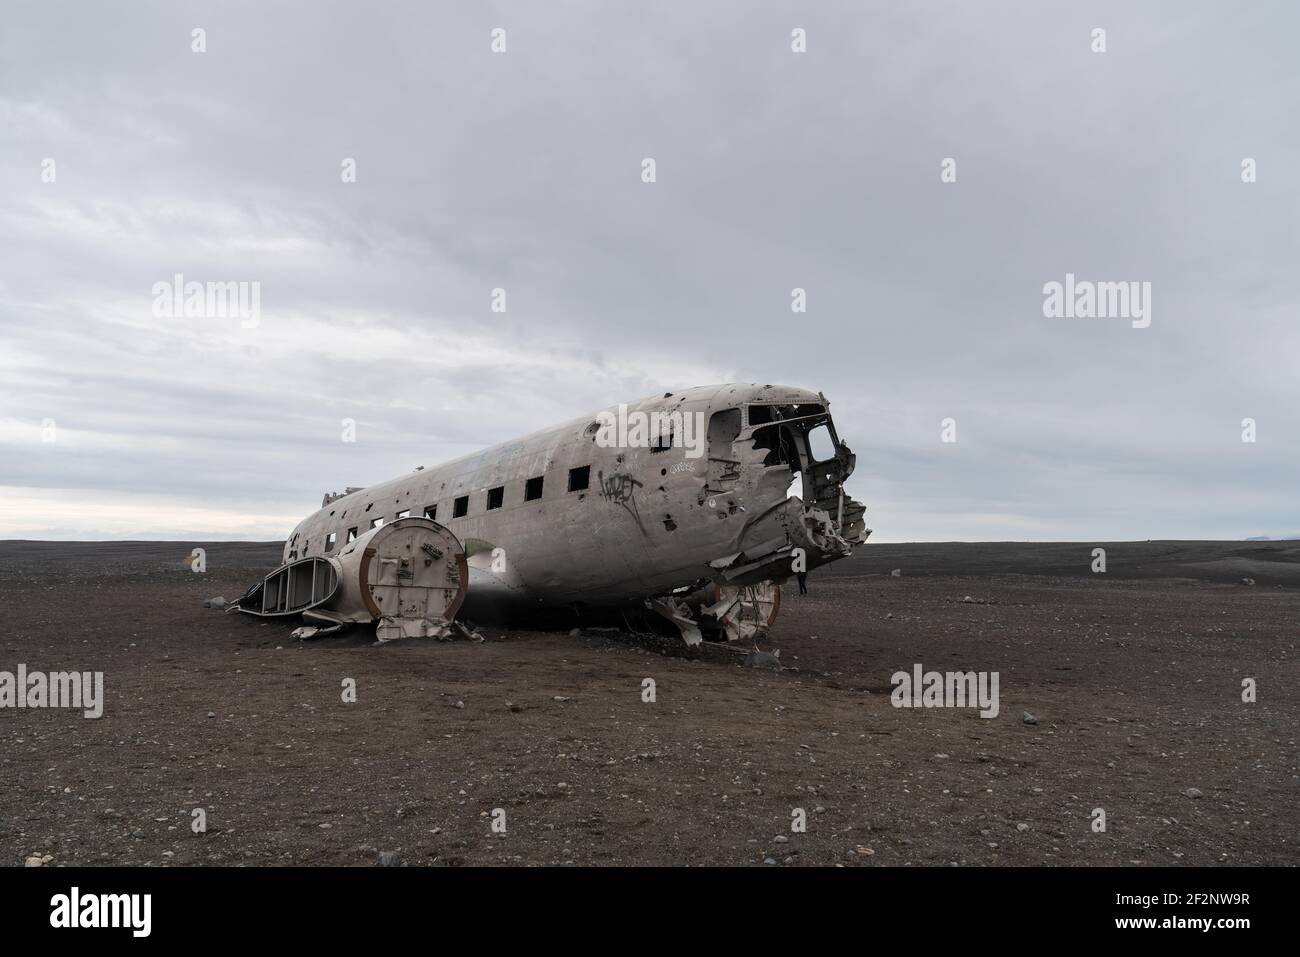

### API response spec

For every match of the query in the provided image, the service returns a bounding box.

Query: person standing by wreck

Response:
[797,570,808,595]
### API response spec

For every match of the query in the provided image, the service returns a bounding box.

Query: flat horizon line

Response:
[2,538,1296,546]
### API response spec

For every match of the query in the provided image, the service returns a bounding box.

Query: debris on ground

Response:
[743,648,782,671]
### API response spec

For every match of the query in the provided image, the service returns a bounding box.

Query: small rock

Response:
[1023,712,1038,725]
[1016,823,1030,832]
[853,845,874,856]
[202,597,228,609]
[24,856,44,867]
[568,628,581,637]
[377,851,402,867]
[774,835,788,843]
[744,649,782,671]
[1184,787,1203,799]
[453,701,464,709]
[890,568,901,577]
[763,857,777,865]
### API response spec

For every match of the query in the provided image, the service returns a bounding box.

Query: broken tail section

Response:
[235,517,468,643]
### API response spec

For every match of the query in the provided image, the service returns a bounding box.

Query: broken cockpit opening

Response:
[749,401,828,491]
[746,401,866,543]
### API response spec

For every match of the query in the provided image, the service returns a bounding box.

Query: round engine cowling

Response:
[306,517,468,639]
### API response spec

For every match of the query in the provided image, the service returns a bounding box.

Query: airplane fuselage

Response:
[284,383,868,624]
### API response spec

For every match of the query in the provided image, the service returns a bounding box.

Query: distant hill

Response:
[1246,535,1300,541]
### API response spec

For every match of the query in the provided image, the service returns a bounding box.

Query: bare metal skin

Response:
[284,383,868,636]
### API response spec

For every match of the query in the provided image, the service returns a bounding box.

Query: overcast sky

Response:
[1,1,1296,542]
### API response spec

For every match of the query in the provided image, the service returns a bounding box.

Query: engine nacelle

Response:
[236,517,468,642]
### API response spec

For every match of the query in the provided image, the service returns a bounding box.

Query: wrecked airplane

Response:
[235,383,869,644]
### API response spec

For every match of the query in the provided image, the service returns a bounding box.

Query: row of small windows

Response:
[301,466,593,556]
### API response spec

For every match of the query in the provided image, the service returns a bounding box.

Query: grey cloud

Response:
[1,0,1296,541]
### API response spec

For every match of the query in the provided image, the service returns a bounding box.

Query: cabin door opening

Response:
[706,408,742,493]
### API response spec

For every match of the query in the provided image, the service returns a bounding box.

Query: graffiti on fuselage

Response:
[598,470,646,535]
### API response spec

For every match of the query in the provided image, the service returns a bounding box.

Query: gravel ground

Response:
[1,539,1295,866]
